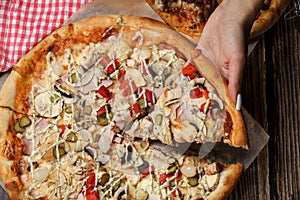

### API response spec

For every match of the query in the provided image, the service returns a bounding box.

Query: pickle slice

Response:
[19,116,31,127]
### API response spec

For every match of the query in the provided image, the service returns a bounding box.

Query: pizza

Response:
[145,0,290,41]
[0,15,247,199]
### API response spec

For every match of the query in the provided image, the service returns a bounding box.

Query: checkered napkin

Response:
[0,0,91,72]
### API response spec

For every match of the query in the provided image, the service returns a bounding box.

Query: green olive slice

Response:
[19,116,31,128]
[65,105,73,114]
[99,173,110,186]
[138,98,147,109]
[70,73,78,83]
[188,176,199,187]
[66,132,78,143]
[97,116,109,126]
[155,114,163,125]
[53,144,66,159]
[98,166,107,173]
[83,105,92,115]
[14,122,25,133]
[167,162,178,174]
[136,189,148,200]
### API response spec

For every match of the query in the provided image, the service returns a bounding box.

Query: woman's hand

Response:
[198,0,263,103]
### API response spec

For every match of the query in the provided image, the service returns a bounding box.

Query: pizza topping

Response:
[155,0,219,23]
[136,189,149,200]
[14,122,26,133]
[52,143,66,159]
[188,176,199,187]
[66,131,78,143]
[19,116,32,127]
[32,168,50,183]
[34,91,63,118]
[54,80,74,98]
[180,164,197,178]
[204,173,220,190]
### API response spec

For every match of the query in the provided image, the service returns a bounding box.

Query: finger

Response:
[227,56,245,104]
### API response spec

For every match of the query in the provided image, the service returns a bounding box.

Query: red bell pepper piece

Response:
[145,89,155,105]
[190,88,203,99]
[96,85,112,100]
[141,166,155,179]
[97,106,107,116]
[86,172,96,188]
[58,124,67,136]
[85,188,99,200]
[132,102,140,114]
[171,188,182,198]
[203,90,209,99]
[182,64,197,75]
[159,173,168,185]
[106,59,121,74]
[118,69,126,80]
[159,171,182,185]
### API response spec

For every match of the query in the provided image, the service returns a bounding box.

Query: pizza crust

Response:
[146,0,290,41]
[0,108,27,200]
[250,0,290,39]
[208,163,244,199]
[0,71,21,110]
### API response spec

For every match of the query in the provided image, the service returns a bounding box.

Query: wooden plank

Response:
[229,1,300,198]
[228,37,269,199]
[267,11,300,200]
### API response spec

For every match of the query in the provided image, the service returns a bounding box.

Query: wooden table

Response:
[228,1,300,199]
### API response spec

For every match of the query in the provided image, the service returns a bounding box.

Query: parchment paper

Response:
[0,0,268,198]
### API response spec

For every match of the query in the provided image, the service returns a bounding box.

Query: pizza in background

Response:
[146,0,290,41]
[0,15,247,199]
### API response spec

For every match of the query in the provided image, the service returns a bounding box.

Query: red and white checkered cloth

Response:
[0,0,91,72]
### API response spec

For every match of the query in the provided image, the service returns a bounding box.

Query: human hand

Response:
[198,0,263,104]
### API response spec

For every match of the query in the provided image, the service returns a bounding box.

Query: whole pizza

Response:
[0,15,247,199]
[146,0,290,41]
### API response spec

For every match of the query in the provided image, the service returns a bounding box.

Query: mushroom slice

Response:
[124,68,146,87]
[150,110,172,145]
[33,168,50,182]
[54,80,74,98]
[34,91,63,118]
[171,120,198,143]
[204,173,220,190]
[73,67,95,87]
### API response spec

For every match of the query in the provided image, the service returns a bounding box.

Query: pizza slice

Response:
[146,0,290,41]
[96,139,244,200]
[0,107,243,200]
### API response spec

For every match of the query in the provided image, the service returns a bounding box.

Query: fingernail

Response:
[236,94,242,111]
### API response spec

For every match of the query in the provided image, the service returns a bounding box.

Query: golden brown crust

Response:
[146,0,290,41]
[180,157,243,200]
[0,108,27,200]
[145,0,204,42]
[250,0,290,39]
[0,71,20,110]
[208,163,244,200]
